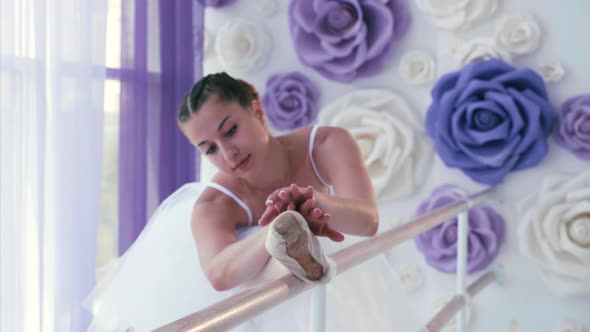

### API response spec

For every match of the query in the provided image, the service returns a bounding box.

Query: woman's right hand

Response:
[258,184,344,242]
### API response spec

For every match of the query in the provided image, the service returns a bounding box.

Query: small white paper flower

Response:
[518,171,590,297]
[496,14,542,55]
[415,0,497,31]
[259,0,279,18]
[451,37,512,67]
[555,319,585,332]
[318,90,433,201]
[399,50,436,85]
[429,293,472,332]
[215,20,272,74]
[538,62,566,83]
[394,264,424,293]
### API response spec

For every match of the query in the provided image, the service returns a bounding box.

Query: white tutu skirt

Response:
[83,182,420,332]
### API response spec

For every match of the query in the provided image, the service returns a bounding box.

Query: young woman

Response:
[178,72,378,290]
[84,73,419,332]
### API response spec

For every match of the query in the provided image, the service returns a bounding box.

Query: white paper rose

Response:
[555,320,586,332]
[415,0,497,31]
[518,171,590,297]
[399,50,436,85]
[495,14,542,55]
[215,20,272,74]
[538,62,566,83]
[429,293,473,332]
[394,264,424,294]
[450,37,512,67]
[318,90,433,201]
[259,0,279,18]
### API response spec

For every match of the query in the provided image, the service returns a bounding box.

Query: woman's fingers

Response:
[311,208,323,219]
[323,226,345,242]
[289,184,301,202]
[300,198,314,216]
[258,206,278,226]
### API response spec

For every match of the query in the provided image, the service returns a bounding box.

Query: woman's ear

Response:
[252,100,265,124]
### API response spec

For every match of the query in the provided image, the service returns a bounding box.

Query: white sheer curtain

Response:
[0,0,107,331]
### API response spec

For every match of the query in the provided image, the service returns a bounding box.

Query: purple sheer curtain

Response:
[118,0,203,255]
[158,0,201,202]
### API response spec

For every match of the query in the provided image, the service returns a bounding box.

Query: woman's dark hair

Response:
[178,72,260,123]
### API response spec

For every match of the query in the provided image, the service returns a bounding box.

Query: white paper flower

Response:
[496,14,542,55]
[450,37,512,67]
[318,90,433,201]
[415,0,497,31]
[215,20,272,74]
[429,293,472,332]
[394,264,424,293]
[555,320,586,332]
[399,50,436,85]
[538,62,566,83]
[259,0,279,18]
[518,171,590,296]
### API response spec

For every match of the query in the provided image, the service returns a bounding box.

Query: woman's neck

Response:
[244,135,296,193]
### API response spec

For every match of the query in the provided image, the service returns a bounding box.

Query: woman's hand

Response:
[258,184,345,242]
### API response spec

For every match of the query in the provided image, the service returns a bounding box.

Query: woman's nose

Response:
[221,144,238,162]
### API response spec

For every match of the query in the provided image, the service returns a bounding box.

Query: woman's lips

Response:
[233,154,251,171]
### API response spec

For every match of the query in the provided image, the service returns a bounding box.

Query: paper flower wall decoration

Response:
[262,72,320,130]
[555,94,590,160]
[415,185,505,274]
[318,90,432,201]
[215,20,272,74]
[288,0,410,82]
[518,171,590,297]
[426,59,556,185]
[416,0,497,31]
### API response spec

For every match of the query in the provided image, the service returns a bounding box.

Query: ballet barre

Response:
[154,187,495,332]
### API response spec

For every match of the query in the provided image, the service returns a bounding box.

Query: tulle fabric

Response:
[83,182,420,332]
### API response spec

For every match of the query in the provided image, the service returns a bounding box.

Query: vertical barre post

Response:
[310,286,326,332]
[456,211,469,332]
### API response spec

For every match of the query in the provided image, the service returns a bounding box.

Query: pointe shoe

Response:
[265,210,336,284]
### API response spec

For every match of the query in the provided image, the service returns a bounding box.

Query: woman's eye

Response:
[206,145,217,155]
[225,125,237,137]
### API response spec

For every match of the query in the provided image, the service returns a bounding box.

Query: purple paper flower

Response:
[555,94,590,160]
[288,0,411,82]
[415,185,506,274]
[262,72,320,130]
[196,0,236,8]
[426,59,556,185]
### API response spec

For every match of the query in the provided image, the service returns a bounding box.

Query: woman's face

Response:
[180,94,270,177]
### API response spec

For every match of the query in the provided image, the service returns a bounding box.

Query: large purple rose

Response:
[426,59,556,185]
[555,94,590,160]
[262,72,320,130]
[288,0,411,82]
[196,0,237,8]
[415,185,505,274]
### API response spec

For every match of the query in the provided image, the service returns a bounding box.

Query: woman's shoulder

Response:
[303,126,353,153]
[194,175,243,216]
[281,125,349,148]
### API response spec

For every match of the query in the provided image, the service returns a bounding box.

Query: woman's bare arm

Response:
[192,198,271,291]
[311,126,379,236]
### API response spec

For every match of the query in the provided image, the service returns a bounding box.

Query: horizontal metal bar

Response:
[155,187,495,332]
[423,270,497,332]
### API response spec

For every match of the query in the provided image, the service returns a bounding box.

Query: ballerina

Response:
[84,72,420,332]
